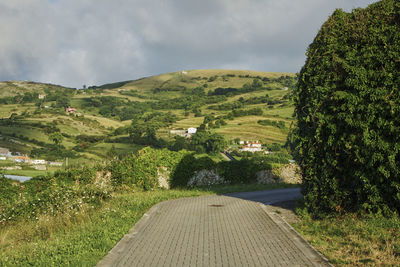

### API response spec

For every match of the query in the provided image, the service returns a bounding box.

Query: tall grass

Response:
[294,207,400,266]
[0,183,295,266]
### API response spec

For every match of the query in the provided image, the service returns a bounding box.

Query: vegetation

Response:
[294,206,400,266]
[292,0,400,216]
[0,146,296,266]
[0,70,296,174]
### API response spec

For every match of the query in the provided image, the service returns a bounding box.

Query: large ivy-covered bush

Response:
[293,0,400,215]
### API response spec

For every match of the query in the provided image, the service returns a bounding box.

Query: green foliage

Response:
[227,107,263,118]
[292,0,400,215]
[0,167,111,226]
[49,132,63,145]
[170,154,217,187]
[190,131,226,154]
[108,147,189,189]
[170,152,281,187]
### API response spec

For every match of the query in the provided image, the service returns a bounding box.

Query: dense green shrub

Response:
[108,147,189,189]
[170,155,217,187]
[293,0,400,215]
[0,168,111,226]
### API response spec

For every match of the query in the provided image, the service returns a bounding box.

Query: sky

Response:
[0,0,377,88]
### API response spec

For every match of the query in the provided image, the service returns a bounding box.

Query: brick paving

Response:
[97,195,331,267]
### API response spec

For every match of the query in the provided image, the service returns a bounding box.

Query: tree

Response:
[191,131,226,154]
[49,132,63,146]
[292,0,400,215]
[251,78,263,89]
[55,96,71,108]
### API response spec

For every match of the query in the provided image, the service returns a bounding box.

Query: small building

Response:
[48,161,63,167]
[66,106,77,113]
[0,147,10,156]
[0,156,6,160]
[38,94,46,99]
[32,159,46,165]
[187,128,197,134]
[240,141,263,152]
[13,156,31,163]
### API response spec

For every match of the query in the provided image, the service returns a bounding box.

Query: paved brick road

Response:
[98,195,330,266]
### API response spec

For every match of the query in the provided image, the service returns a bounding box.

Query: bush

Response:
[109,147,189,189]
[170,155,217,187]
[292,0,400,215]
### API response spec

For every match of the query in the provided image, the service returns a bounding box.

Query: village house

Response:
[0,147,10,156]
[32,159,46,165]
[13,156,31,163]
[240,140,263,152]
[187,128,197,134]
[38,94,46,99]
[170,127,197,138]
[47,161,63,167]
[66,106,77,113]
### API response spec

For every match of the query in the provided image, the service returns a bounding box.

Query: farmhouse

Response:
[0,147,10,156]
[240,141,263,152]
[32,159,46,165]
[48,161,63,167]
[38,94,46,99]
[187,128,197,134]
[170,127,197,138]
[66,106,77,113]
[13,156,31,163]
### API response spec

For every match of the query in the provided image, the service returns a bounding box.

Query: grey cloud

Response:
[0,0,377,88]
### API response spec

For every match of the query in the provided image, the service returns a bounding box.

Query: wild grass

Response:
[0,184,296,266]
[294,208,400,266]
[214,116,289,144]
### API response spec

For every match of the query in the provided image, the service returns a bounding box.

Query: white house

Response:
[32,159,46,165]
[187,128,197,134]
[240,141,263,152]
[0,156,6,160]
[48,161,63,167]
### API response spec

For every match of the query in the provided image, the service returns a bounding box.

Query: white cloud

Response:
[0,0,378,87]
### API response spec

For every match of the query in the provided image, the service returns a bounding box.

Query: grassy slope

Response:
[0,184,297,266]
[0,81,72,97]
[0,69,295,176]
[294,212,400,266]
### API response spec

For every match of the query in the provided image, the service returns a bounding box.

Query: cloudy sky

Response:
[0,0,377,88]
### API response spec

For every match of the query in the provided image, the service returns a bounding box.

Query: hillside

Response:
[0,81,74,98]
[0,69,297,176]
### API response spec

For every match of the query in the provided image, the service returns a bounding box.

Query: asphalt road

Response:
[226,187,302,205]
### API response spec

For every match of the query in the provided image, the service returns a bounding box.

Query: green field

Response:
[0,69,296,166]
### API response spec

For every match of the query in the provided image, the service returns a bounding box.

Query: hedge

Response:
[293,0,400,215]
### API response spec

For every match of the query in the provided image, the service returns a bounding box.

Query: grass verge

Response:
[293,208,400,266]
[0,183,297,266]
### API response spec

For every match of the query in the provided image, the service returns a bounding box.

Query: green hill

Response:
[0,69,297,176]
